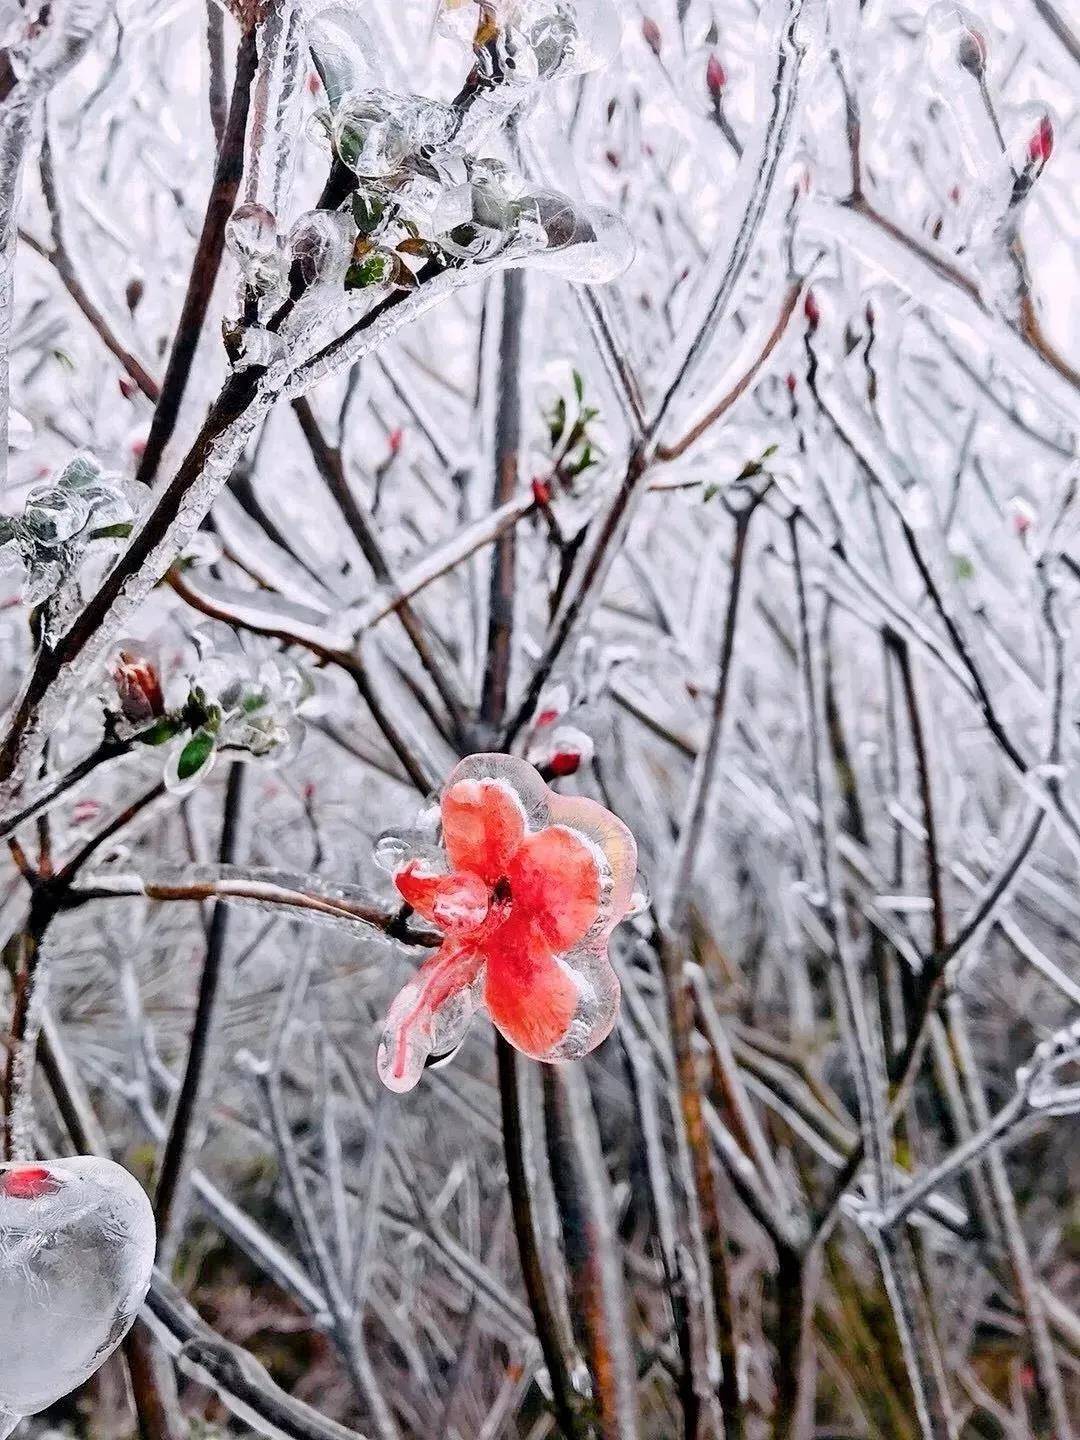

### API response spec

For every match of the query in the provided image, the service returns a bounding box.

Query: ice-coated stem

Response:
[0,0,111,483]
[0,1410,18,1440]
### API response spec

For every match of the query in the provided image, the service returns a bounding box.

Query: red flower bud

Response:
[532,476,552,506]
[706,54,726,99]
[641,17,662,57]
[130,436,147,459]
[118,374,137,400]
[804,290,820,330]
[786,373,797,394]
[1027,115,1053,165]
[112,649,165,723]
[956,25,987,75]
[547,750,581,777]
[535,707,560,728]
[387,427,404,455]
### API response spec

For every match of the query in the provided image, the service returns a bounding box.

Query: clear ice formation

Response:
[0,1158,156,1432]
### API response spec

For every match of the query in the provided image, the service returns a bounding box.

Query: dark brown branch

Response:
[135,20,258,488]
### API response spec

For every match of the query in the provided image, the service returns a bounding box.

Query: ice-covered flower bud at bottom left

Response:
[0,1158,155,1435]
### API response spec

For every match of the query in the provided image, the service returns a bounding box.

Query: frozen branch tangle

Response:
[0,1,1079,1438]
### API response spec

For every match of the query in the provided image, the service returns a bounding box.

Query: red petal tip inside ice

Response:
[0,1165,62,1199]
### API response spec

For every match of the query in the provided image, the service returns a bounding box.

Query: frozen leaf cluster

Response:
[0,455,135,605]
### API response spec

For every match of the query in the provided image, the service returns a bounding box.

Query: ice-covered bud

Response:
[536,723,593,775]
[804,289,820,331]
[112,647,165,723]
[332,89,455,178]
[118,374,137,400]
[641,16,662,58]
[387,427,404,455]
[516,194,634,283]
[1008,496,1035,539]
[473,0,619,86]
[706,53,726,100]
[532,476,552,505]
[549,749,582,776]
[1027,114,1053,166]
[0,1157,155,1422]
[288,209,356,289]
[226,203,286,298]
[927,3,988,78]
[434,159,538,261]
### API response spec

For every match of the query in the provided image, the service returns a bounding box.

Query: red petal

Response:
[395,863,488,933]
[442,778,526,883]
[505,826,600,953]
[484,921,580,1058]
[0,1166,61,1200]
[379,940,484,1091]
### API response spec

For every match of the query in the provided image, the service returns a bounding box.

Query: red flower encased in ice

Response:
[375,753,638,1092]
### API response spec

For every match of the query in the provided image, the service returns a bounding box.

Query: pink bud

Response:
[706,54,726,99]
[387,427,404,455]
[118,374,137,400]
[641,17,662,57]
[804,290,820,330]
[307,70,321,95]
[1009,497,1035,537]
[786,373,797,394]
[112,649,165,722]
[1027,115,1053,165]
[535,707,560,728]
[130,437,147,459]
[71,799,101,824]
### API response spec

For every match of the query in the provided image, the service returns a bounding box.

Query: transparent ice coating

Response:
[375,753,638,1091]
[469,0,620,86]
[306,0,377,109]
[0,1158,156,1420]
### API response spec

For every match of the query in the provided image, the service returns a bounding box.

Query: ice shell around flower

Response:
[375,753,638,1092]
[0,1157,155,1419]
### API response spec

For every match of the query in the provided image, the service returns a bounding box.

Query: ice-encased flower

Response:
[0,1158,155,1422]
[374,752,638,1092]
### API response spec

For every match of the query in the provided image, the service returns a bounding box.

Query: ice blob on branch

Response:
[305,0,378,109]
[0,454,137,606]
[331,90,457,179]
[468,0,620,86]
[374,753,642,1093]
[431,157,632,280]
[0,1159,156,1437]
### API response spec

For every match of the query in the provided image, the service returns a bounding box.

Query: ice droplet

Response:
[226,203,286,298]
[0,1158,155,1420]
[332,89,455,179]
[287,209,356,289]
[306,0,377,108]
[515,196,634,283]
